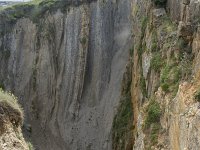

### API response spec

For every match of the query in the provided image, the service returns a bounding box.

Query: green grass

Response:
[141,17,148,38]
[150,123,160,145]
[144,98,161,149]
[151,30,158,52]
[160,64,181,93]
[150,53,163,72]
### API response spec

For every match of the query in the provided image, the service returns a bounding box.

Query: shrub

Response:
[145,99,161,128]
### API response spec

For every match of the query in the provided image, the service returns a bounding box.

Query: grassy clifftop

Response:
[0,0,96,36]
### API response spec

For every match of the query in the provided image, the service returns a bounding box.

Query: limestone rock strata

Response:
[0,0,132,150]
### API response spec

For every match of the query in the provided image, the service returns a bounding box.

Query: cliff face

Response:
[131,0,200,149]
[0,0,132,150]
[1,0,200,150]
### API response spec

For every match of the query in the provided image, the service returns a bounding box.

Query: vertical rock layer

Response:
[0,0,133,149]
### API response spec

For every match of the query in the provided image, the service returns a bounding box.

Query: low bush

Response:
[145,100,161,128]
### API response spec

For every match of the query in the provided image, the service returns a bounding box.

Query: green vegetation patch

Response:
[138,17,148,61]
[150,53,163,72]
[151,30,158,52]
[0,0,94,36]
[112,62,133,150]
[150,123,161,145]
[144,98,161,149]
[112,94,134,150]
[145,99,161,128]
[160,64,181,93]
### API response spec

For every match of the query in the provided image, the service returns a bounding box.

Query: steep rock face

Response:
[0,0,132,150]
[131,0,200,149]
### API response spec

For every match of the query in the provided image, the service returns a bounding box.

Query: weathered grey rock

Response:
[142,52,151,80]
[167,0,182,22]
[0,0,133,150]
[153,8,166,18]
[153,8,167,27]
